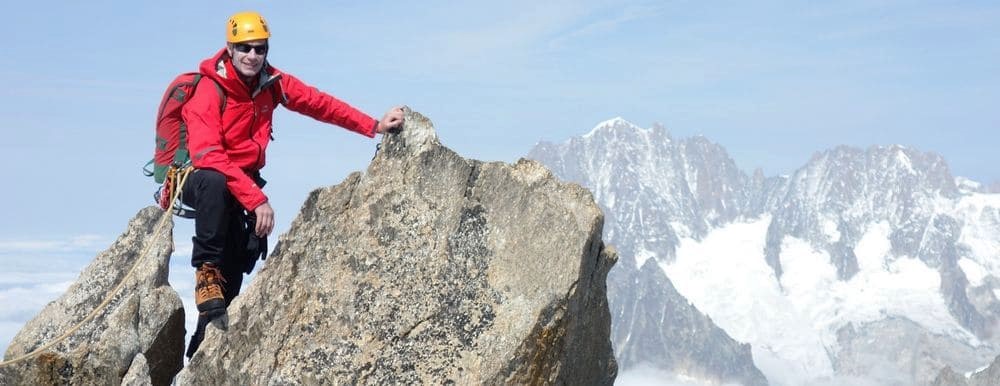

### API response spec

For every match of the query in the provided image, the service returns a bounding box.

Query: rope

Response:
[0,167,193,367]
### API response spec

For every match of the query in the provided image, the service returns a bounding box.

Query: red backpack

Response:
[143,72,225,183]
[143,72,225,217]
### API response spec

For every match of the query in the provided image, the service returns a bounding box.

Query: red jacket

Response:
[183,48,377,211]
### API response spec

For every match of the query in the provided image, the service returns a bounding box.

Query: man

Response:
[181,11,404,357]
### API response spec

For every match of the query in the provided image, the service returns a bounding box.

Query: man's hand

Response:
[254,202,275,237]
[376,106,405,134]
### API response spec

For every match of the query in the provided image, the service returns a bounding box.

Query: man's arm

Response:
[278,73,380,137]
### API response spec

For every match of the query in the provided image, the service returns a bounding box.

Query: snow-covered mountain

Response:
[530,118,750,267]
[528,118,1000,385]
[529,118,765,385]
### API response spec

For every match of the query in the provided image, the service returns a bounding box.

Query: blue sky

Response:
[1,1,998,261]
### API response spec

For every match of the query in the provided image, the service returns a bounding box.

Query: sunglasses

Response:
[233,43,268,55]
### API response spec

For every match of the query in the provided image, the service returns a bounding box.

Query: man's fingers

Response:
[253,204,275,237]
[257,218,270,237]
[263,215,273,236]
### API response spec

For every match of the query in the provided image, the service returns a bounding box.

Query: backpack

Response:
[143,72,225,183]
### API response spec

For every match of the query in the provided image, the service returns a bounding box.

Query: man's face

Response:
[227,39,268,78]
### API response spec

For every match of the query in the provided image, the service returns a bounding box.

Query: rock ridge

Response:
[176,108,618,384]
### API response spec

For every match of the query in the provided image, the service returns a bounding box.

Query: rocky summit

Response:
[1,109,617,384]
[173,108,618,384]
[0,207,184,386]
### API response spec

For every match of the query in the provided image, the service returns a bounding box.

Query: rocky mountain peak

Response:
[797,144,959,204]
[177,108,619,384]
[4,109,619,384]
[763,144,964,282]
[531,119,767,384]
[529,119,748,268]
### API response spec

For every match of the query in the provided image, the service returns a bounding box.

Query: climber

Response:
[180,11,404,357]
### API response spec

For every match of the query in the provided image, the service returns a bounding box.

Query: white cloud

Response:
[0,321,26,356]
[0,235,107,276]
[616,363,744,386]
[0,252,203,356]
[0,273,75,354]
[0,271,76,288]
[0,234,106,254]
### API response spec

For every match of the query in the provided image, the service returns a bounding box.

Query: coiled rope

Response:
[0,167,193,367]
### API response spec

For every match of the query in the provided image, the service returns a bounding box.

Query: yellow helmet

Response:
[227,11,270,43]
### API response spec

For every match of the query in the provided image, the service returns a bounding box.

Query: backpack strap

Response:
[143,159,156,177]
[172,75,226,168]
[205,76,227,111]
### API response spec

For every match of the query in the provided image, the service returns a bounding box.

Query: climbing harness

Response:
[0,166,193,368]
[155,165,197,218]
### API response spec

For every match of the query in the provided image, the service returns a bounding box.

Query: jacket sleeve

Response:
[278,73,378,138]
[182,78,268,211]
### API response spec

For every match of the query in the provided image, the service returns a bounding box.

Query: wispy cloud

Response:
[0,241,200,355]
[0,234,103,350]
[0,234,107,254]
[548,4,661,50]
[0,235,109,276]
[0,272,75,353]
[411,2,599,74]
[304,1,614,79]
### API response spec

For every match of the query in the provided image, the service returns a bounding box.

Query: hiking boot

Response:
[195,262,226,319]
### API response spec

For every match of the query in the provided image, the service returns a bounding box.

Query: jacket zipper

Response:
[248,71,279,171]
[251,104,264,170]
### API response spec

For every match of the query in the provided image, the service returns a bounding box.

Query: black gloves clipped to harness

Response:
[243,211,268,274]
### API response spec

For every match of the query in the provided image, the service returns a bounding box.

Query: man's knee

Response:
[184,168,234,212]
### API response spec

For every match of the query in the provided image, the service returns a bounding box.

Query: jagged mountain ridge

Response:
[760,143,998,343]
[528,117,1000,385]
[531,117,751,267]
[762,144,959,279]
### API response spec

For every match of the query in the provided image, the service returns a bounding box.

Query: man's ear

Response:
[225,43,233,58]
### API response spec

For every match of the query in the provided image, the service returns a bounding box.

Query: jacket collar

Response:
[201,48,282,99]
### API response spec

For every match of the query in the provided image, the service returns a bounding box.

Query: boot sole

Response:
[197,298,226,315]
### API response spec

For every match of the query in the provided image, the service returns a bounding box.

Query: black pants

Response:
[180,168,259,277]
[181,168,263,357]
